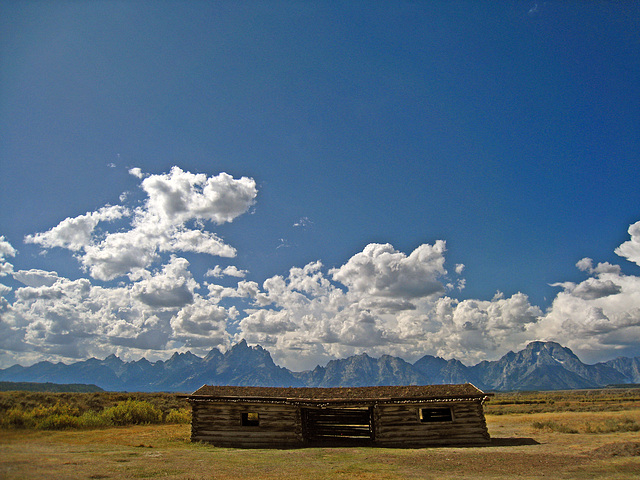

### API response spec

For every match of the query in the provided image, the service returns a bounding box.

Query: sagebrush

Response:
[0,392,191,430]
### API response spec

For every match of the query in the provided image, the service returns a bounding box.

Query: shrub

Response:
[78,410,110,429]
[31,402,80,420]
[0,392,193,430]
[102,400,162,426]
[37,414,80,430]
[165,408,191,424]
[0,407,36,428]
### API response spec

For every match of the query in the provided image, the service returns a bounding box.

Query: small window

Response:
[419,407,452,423]
[241,412,260,426]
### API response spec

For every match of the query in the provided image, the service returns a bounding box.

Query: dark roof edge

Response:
[185,394,489,404]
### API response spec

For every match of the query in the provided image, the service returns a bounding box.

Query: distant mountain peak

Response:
[204,347,223,362]
[0,340,637,392]
[527,340,564,349]
[525,341,576,354]
[522,341,581,366]
[169,351,197,359]
[234,339,249,349]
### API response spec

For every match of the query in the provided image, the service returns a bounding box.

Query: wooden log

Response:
[376,403,480,412]
[375,401,480,411]
[377,418,486,428]
[376,421,488,431]
[194,429,301,439]
[195,414,299,423]
[375,428,488,439]
[194,408,296,416]
[379,432,491,440]
[194,426,301,435]
[194,440,303,448]
[306,426,371,437]
[375,434,490,443]
[305,414,370,424]
[376,421,485,431]
[376,429,490,438]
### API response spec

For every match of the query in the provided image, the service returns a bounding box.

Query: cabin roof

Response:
[188,383,488,404]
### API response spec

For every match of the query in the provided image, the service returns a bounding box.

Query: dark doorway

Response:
[302,407,373,446]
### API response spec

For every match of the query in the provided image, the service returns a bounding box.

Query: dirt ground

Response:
[1,412,639,480]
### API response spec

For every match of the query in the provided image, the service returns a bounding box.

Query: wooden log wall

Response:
[190,401,303,448]
[373,401,490,447]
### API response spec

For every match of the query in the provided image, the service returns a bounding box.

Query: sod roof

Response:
[189,384,487,402]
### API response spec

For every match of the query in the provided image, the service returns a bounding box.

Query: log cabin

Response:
[185,384,491,448]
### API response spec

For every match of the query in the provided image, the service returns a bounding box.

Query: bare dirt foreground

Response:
[2,408,640,479]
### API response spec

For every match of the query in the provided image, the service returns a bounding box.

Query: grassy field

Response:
[1,389,640,479]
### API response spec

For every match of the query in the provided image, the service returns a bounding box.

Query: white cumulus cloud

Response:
[141,167,256,225]
[331,242,447,300]
[534,270,640,363]
[236,242,457,368]
[615,220,640,267]
[205,265,248,278]
[13,269,60,288]
[128,167,145,179]
[25,167,257,281]
[0,236,17,277]
[25,205,129,252]
[132,256,198,308]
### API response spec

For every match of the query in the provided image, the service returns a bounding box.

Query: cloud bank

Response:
[1,167,640,369]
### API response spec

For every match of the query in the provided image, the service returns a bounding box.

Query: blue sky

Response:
[1,1,640,370]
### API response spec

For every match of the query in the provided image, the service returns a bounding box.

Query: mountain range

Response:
[1,340,639,392]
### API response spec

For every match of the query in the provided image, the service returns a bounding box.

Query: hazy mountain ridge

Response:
[0,381,104,392]
[1,340,638,392]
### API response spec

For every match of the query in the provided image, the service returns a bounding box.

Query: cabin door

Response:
[302,407,374,445]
